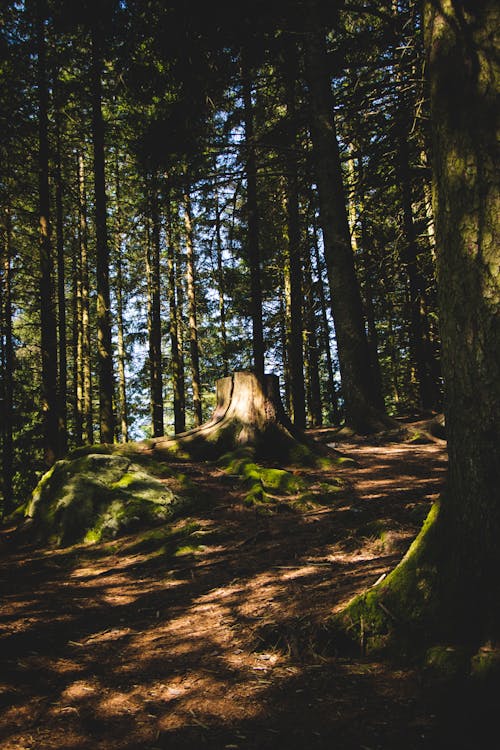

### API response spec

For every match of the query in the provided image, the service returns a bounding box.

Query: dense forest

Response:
[0,0,446,510]
[0,1,499,747]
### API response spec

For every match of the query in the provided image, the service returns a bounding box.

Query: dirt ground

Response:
[0,432,491,749]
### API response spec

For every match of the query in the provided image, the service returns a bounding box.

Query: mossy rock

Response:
[26,453,196,547]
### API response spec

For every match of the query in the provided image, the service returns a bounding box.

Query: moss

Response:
[27,453,203,548]
[470,644,500,681]
[333,502,442,653]
[424,645,469,682]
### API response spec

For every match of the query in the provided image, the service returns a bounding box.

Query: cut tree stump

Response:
[151,371,320,464]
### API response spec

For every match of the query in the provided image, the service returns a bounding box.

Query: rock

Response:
[26,453,186,547]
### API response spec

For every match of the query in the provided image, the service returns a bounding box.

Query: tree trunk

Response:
[241,52,265,381]
[114,158,129,443]
[303,246,323,427]
[183,191,202,427]
[1,202,14,513]
[425,0,500,635]
[304,6,389,433]
[337,0,500,651]
[71,231,83,447]
[283,38,306,431]
[311,218,340,424]
[167,204,185,433]
[77,152,93,445]
[153,371,316,465]
[214,188,229,376]
[36,5,59,466]
[148,177,164,437]
[90,22,114,444]
[54,104,68,455]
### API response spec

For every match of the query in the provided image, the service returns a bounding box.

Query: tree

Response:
[90,18,115,444]
[304,1,390,433]
[36,2,59,466]
[336,0,500,652]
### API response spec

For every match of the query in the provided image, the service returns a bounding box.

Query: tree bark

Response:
[337,0,500,651]
[36,4,59,466]
[1,202,14,513]
[183,190,202,427]
[77,152,93,445]
[54,103,68,455]
[153,371,316,465]
[90,22,114,444]
[425,0,500,634]
[311,217,340,424]
[148,176,164,437]
[241,52,265,381]
[167,204,185,433]
[214,187,229,376]
[114,157,129,442]
[283,38,306,430]
[304,6,389,432]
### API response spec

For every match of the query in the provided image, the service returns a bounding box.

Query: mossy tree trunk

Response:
[426,0,500,637]
[337,0,500,652]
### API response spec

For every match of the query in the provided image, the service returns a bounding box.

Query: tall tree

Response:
[338,0,500,650]
[282,36,306,430]
[90,19,115,443]
[304,2,388,432]
[147,175,164,437]
[36,2,59,466]
[424,0,499,636]
[241,50,265,381]
[77,151,93,444]
[1,203,14,513]
[183,190,202,427]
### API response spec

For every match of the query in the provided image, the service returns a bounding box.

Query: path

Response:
[0,439,462,750]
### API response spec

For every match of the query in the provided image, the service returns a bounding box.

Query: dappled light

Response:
[0,440,454,750]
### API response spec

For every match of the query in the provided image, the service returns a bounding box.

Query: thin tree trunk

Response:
[54,105,67,455]
[348,150,385,410]
[278,280,291,415]
[303,248,323,427]
[114,157,128,442]
[175,240,186,427]
[77,152,93,444]
[241,52,265,381]
[1,203,14,512]
[311,218,340,424]
[148,177,164,437]
[90,23,114,443]
[304,7,388,432]
[283,39,306,430]
[167,209,185,434]
[36,4,59,466]
[214,187,229,376]
[183,190,202,427]
[71,231,83,446]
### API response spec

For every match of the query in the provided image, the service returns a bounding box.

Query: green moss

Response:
[332,502,442,653]
[424,645,469,682]
[27,453,203,548]
[470,644,500,681]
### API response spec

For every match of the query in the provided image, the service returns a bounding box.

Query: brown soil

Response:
[0,432,489,749]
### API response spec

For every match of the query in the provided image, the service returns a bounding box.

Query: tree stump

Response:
[152,371,316,464]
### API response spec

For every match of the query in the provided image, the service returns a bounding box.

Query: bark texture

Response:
[152,372,316,465]
[335,0,500,652]
[304,7,389,432]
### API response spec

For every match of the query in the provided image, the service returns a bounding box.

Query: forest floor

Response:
[0,426,491,749]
